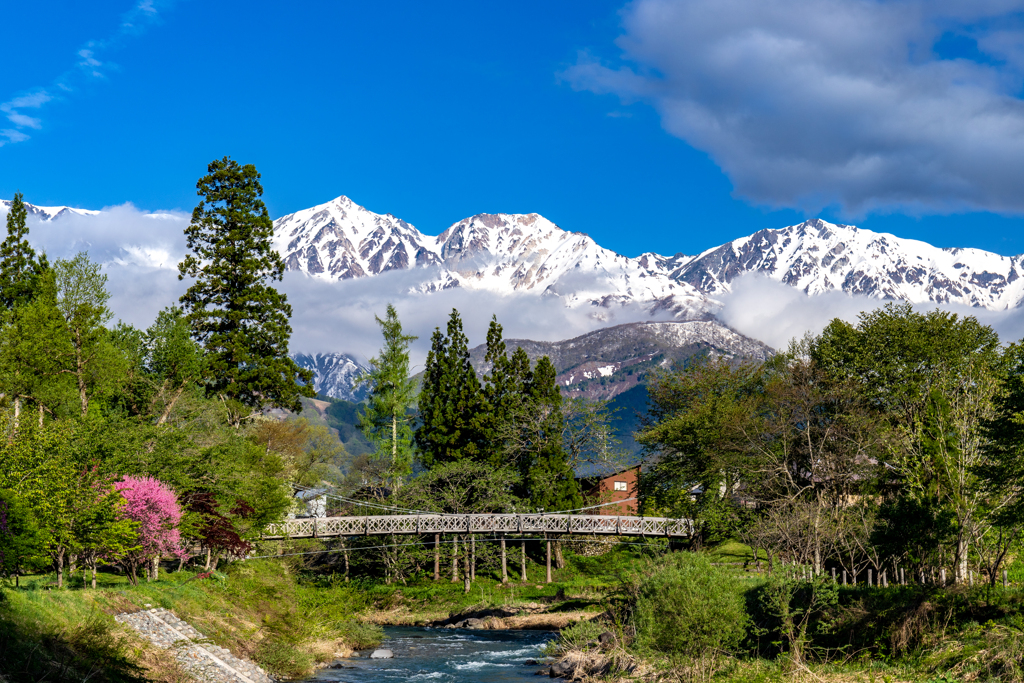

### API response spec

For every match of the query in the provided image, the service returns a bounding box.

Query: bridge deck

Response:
[263,513,693,540]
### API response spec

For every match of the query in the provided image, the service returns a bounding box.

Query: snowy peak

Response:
[0,199,99,221]
[674,219,1024,309]
[292,352,370,401]
[272,195,440,280]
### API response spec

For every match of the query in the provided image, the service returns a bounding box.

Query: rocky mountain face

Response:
[292,353,370,402]
[670,218,1024,309]
[274,197,1024,314]
[0,199,99,221]
[468,320,773,400]
[272,196,707,316]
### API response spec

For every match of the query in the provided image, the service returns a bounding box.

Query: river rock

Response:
[524,659,540,666]
[370,649,394,659]
[598,631,616,646]
[550,660,572,677]
[463,618,485,629]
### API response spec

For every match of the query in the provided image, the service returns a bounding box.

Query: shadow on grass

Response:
[0,606,147,683]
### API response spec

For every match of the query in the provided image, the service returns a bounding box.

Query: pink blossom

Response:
[115,476,187,560]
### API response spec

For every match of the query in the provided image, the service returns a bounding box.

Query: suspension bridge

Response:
[262,512,694,540]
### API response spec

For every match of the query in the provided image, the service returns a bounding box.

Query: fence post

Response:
[867,569,873,587]
[831,567,836,583]
[941,568,947,586]
[900,567,905,585]
[1004,569,1009,588]
[842,570,847,586]
[882,570,887,588]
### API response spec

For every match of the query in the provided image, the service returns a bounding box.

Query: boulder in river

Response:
[463,618,485,629]
[370,649,394,659]
[550,660,572,677]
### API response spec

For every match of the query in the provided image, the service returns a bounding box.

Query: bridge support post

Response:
[546,535,552,584]
[500,534,507,584]
[521,538,527,582]
[470,535,476,582]
[433,534,440,581]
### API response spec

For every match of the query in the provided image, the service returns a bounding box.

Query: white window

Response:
[613,481,628,491]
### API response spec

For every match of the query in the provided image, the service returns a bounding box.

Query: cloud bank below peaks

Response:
[719,273,1024,350]
[563,0,1024,216]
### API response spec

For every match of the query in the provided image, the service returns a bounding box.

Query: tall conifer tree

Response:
[0,193,48,310]
[416,309,485,467]
[359,304,418,489]
[524,356,582,511]
[177,157,313,423]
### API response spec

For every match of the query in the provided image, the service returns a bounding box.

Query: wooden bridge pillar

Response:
[433,534,440,581]
[546,535,552,584]
[500,534,507,584]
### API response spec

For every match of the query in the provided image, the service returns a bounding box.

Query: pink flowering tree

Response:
[114,476,187,585]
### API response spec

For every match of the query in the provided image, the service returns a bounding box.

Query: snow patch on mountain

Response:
[292,352,369,402]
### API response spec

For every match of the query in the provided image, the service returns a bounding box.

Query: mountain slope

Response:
[292,353,370,402]
[673,218,1024,309]
[272,195,706,314]
[468,320,773,400]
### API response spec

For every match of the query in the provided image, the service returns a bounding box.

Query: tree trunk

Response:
[152,555,159,581]
[210,551,221,572]
[12,396,19,434]
[156,384,188,425]
[69,553,77,577]
[451,536,458,583]
[501,534,507,584]
[91,560,97,590]
[463,536,471,593]
[38,402,43,428]
[75,332,88,417]
[343,541,350,582]
[554,541,565,570]
[521,539,527,581]
[546,536,552,584]
[55,548,65,589]
[434,534,440,581]
[204,547,211,571]
[470,535,476,581]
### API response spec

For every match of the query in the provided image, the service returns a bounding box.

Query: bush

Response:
[632,552,748,680]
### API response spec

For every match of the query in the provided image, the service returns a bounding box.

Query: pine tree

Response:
[523,356,582,512]
[359,304,418,489]
[0,192,48,310]
[177,157,313,424]
[416,309,485,467]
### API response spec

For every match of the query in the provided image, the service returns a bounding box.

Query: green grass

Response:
[0,560,382,682]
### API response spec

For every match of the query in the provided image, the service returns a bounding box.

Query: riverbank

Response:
[0,559,382,682]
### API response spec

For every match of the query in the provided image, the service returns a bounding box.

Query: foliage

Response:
[0,192,48,311]
[177,156,313,423]
[630,552,749,680]
[416,308,485,466]
[0,490,46,580]
[358,303,417,488]
[114,477,185,585]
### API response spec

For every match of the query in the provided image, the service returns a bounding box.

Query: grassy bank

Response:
[546,542,1024,682]
[0,559,381,683]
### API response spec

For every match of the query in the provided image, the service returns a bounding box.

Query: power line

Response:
[248,534,670,561]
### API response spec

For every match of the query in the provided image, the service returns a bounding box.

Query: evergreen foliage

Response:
[522,356,582,512]
[0,192,48,310]
[416,309,485,466]
[358,304,418,488]
[177,157,313,422]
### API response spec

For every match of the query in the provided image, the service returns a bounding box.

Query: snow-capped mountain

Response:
[272,196,707,315]
[468,320,774,400]
[292,352,370,401]
[274,196,1024,314]
[0,199,99,222]
[670,218,1024,310]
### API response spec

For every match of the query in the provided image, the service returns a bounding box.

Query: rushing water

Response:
[308,626,555,683]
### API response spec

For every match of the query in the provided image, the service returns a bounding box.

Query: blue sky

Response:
[4,0,1024,259]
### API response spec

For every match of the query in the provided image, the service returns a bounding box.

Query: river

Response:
[308,626,556,683]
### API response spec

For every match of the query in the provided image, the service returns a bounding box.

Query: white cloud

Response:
[719,272,1024,349]
[563,0,1024,216]
[0,1,173,148]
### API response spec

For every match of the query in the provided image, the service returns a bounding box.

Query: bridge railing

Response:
[262,513,693,540]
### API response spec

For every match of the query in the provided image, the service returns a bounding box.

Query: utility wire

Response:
[248,534,670,561]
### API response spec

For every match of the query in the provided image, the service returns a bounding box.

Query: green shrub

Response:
[632,552,749,680]
[556,618,609,651]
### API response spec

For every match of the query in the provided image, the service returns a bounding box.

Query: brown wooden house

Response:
[579,465,641,516]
